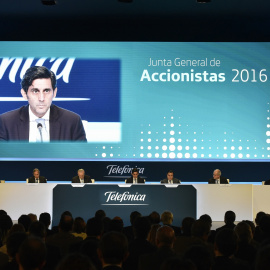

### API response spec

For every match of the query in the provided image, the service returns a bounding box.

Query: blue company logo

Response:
[0,57,120,123]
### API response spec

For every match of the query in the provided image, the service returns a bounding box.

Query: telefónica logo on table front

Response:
[0,57,75,83]
[103,191,148,205]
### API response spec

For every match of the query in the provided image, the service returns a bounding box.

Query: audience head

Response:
[224,210,236,224]
[29,221,46,239]
[161,257,196,270]
[234,221,253,243]
[108,217,124,232]
[17,237,47,270]
[73,217,86,234]
[255,212,267,226]
[255,244,270,270]
[156,225,175,248]
[243,220,255,236]
[130,211,142,225]
[86,217,104,238]
[95,210,106,220]
[98,231,128,266]
[182,217,195,236]
[39,212,51,228]
[0,210,7,216]
[6,231,28,259]
[0,214,13,243]
[57,253,96,270]
[183,244,214,270]
[191,220,210,241]
[161,211,174,225]
[133,216,151,239]
[18,214,32,232]
[148,211,160,224]
[59,215,74,233]
[28,213,38,224]
[147,224,161,246]
[61,211,73,218]
[215,228,237,257]
[8,224,25,235]
[199,214,212,228]
[260,214,270,234]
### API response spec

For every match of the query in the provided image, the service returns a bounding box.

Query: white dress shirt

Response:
[29,108,50,142]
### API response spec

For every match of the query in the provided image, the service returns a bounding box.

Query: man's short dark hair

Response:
[57,253,96,270]
[86,217,104,237]
[148,211,160,225]
[224,210,236,224]
[191,220,210,239]
[39,212,51,227]
[18,237,47,270]
[21,66,57,93]
[99,231,128,265]
[18,214,32,232]
[73,217,86,234]
[29,221,46,239]
[215,228,237,257]
[130,211,142,225]
[167,170,174,174]
[95,210,106,220]
[183,244,214,270]
[59,215,73,232]
[255,244,270,270]
[133,217,151,239]
[6,231,28,258]
[182,217,195,236]
[132,168,139,174]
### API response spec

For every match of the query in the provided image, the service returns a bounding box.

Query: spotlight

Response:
[41,0,57,5]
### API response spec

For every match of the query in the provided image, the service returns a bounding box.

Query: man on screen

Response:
[125,168,145,184]
[28,168,47,183]
[72,168,92,183]
[208,169,228,184]
[160,170,181,184]
[0,66,86,142]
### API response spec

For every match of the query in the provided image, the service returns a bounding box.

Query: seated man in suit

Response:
[72,168,91,183]
[125,168,145,184]
[28,168,47,183]
[0,66,86,142]
[160,170,181,184]
[208,169,228,184]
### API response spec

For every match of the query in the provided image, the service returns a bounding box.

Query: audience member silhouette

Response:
[98,231,129,270]
[56,253,97,270]
[138,225,177,270]
[17,237,47,270]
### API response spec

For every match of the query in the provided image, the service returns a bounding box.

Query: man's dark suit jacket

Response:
[72,175,92,183]
[126,176,145,184]
[160,178,181,184]
[28,176,47,183]
[208,176,228,184]
[264,179,270,185]
[0,104,86,141]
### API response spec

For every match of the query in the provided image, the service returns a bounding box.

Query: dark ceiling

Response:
[1,0,270,41]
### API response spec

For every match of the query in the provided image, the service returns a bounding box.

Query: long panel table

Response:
[0,183,269,227]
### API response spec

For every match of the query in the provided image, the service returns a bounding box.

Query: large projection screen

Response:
[0,42,270,161]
